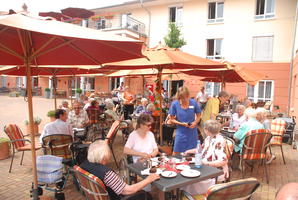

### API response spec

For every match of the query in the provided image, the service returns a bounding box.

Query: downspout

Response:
[287,1,298,116]
[140,0,151,46]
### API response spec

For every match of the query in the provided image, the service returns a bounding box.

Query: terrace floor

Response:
[0,96,297,200]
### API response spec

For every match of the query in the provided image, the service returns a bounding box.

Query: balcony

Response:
[87,14,146,38]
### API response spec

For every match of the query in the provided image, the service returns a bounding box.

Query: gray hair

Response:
[146,103,155,112]
[141,98,148,103]
[204,120,221,135]
[218,91,229,98]
[106,102,114,110]
[236,104,245,112]
[87,140,111,164]
[62,100,68,105]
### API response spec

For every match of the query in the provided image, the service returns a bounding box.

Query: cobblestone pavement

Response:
[0,96,297,199]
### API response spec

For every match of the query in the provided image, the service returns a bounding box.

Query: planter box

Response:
[45,91,50,99]
[26,124,39,136]
[0,141,10,160]
[9,92,20,97]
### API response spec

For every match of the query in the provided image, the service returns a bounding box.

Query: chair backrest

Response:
[242,129,272,160]
[4,124,25,150]
[206,177,260,200]
[42,134,73,159]
[224,136,235,160]
[73,165,109,200]
[270,119,286,145]
[105,120,120,146]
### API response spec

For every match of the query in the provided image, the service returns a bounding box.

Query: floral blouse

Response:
[202,134,227,162]
[201,134,228,181]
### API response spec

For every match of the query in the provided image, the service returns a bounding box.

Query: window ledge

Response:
[207,21,224,25]
[254,17,276,22]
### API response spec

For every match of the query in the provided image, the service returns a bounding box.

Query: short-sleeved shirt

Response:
[125,130,158,163]
[234,118,264,153]
[67,110,89,128]
[232,113,246,129]
[169,99,201,152]
[40,119,72,143]
[201,97,220,123]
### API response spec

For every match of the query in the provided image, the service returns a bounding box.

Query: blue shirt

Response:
[169,99,201,152]
[234,118,264,153]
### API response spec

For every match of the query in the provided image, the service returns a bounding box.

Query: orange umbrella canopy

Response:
[103,45,226,70]
[0,14,145,66]
[183,64,266,85]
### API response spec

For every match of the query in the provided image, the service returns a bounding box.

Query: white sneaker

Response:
[266,155,276,164]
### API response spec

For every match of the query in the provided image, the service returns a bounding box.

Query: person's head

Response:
[106,102,114,110]
[218,91,230,105]
[176,86,190,102]
[88,97,95,103]
[121,82,124,86]
[141,98,148,106]
[204,120,221,136]
[136,113,153,130]
[55,109,67,121]
[236,105,246,116]
[256,107,267,122]
[201,86,205,92]
[243,99,252,108]
[87,140,112,165]
[91,100,98,107]
[275,182,298,200]
[245,108,257,120]
[73,102,82,115]
[146,103,155,112]
[62,100,69,108]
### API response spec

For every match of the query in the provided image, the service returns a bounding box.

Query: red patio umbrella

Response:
[103,44,226,143]
[0,13,144,199]
[61,7,94,19]
[182,63,266,88]
[39,12,71,21]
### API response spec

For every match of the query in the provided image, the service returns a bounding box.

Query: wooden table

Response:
[127,159,223,200]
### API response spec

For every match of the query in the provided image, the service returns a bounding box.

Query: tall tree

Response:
[164,23,186,48]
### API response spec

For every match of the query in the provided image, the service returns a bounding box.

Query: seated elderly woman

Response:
[231,104,246,130]
[144,103,155,115]
[134,98,149,114]
[233,108,264,153]
[80,140,159,200]
[182,120,228,195]
[124,113,159,163]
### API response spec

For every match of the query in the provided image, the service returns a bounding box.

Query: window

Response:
[97,19,106,30]
[252,36,273,61]
[208,2,224,23]
[169,6,183,26]
[247,80,274,102]
[84,77,95,91]
[206,39,223,59]
[255,0,275,19]
[110,77,121,91]
[205,82,221,97]
[16,77,23,88]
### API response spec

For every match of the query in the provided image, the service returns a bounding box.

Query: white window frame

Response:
[169,6,183,26]
[205,82,221,97]
[97,19,106,30]
[252,35,274,62]
[207,1,224,23]
[255,0,275,20]
[246,80,274,103]
[206,38,223,60]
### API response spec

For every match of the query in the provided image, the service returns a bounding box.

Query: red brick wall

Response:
[38,77,49,96]
[95,76,109,92]
[291,55,298,118]
[57,77,71,97]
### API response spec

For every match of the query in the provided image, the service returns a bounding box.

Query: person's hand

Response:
[146,174,160,182]
[140,152,151,159]
[180,122,189,127]
[184,149,195,155]
[189,122,197,129]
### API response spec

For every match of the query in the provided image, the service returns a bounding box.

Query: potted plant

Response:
[76,88,82,99]
[24,117,42,136]
[47,110,56,122]
[44,88,51,99]
[0,138,10,160]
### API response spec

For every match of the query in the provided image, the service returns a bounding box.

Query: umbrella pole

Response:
[157,67,163,145]
[53,76,57,110]
[25,60,39,200]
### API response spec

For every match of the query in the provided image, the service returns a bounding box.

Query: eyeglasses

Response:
[144,123,152,127]
[74,107,80,110]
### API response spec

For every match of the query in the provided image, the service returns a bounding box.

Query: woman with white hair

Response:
[233,108,264,153]
[134,98,149,114]
[231,104,246,130]
[80,140,159,200]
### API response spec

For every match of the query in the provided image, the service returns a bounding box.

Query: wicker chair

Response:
[270,119,287,164]
[181,177,260,200]
[4,124,41,172]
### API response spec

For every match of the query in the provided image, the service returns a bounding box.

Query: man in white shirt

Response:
[40,109,73,143]
[68,102,89,128]
[196,86,209,110]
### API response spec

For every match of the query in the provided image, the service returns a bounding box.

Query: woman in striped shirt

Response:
[80,140,159,200]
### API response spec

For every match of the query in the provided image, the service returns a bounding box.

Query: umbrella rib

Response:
[0,42,23,59]
[30,36,57,60]
[17,29,27,57]
[58,37,102,65]
[0,26,8,34]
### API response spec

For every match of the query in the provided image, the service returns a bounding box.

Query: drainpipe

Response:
[287,1,298,116]
[140,0,151,46]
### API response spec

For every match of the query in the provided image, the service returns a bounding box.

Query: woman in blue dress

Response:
[169,86,202,154]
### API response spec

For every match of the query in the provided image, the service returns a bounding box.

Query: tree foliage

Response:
[164,23,186,48]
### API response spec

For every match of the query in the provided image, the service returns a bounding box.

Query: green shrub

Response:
[24,116,42,125]
[47,110,56,118]
[45,88,50,92]
[76,88,82,94]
